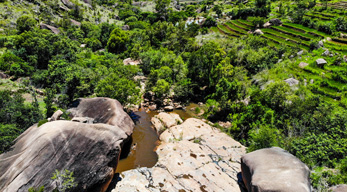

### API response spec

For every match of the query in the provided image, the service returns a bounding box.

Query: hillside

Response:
[0,0,347,191]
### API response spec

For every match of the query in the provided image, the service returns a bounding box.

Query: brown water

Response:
[116,104,197,173]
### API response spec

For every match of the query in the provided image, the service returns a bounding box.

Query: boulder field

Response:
[113,114,246,192]
[0,97,134,192]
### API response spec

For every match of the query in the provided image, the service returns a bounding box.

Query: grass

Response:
[229,20,251,31]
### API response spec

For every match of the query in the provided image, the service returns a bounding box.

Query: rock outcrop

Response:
[40,23,60,34]
[0,121,127,192]
[61,0,75,8]
[67,97,134,136]
[151,112,182,135]
[241,147,311,192]
[113,117,246,192]
[330,184,347,192]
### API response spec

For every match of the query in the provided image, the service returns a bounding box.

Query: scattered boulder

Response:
[114,118,246,192]
[67,97,134,136]
[0,72,9,79]
[263,21,271,28]
[61,0,75,8]
[322,49,330,56]
[254,29,264,35]
[316,58,327,67]
[83,0,92,6]
[148,104,157,111]
[49,109,64,121]
[340,33,347,39]
[284,78,299,86]
[123,58,141,66]
[70,19,81,27]
[164,106,174,111]
[269,18,282,26]
[330,184,347,192]
[297,50,304,56]
[318,40,324,48]
[122,25,130,30]
[59,5,70,11]
[0,121,127,192]
[40,23,60,34]
[299,62,309,68]
[241,147,310,192]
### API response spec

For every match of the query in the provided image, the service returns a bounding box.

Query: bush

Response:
[125,16,138,24]
[16,15,37,34]
[202,16,217,28]
[318,22,333,35]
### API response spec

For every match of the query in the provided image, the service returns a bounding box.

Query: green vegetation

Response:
[1,0,347,190]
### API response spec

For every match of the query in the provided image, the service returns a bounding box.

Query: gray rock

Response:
[49,109,64,121]
[269,18,282,26]
[115,118,246,192]
[67,97,134,136]
[254,29,263,35]
[263,21,271,28]
[330,184,347,192]
[322,49,330,56]
[241,147,311,192]
[297,50,304,56]
[122,25,130,30]
[299,62,309,68]
[318,40,324,48]
[284,78,299,86]
[164,106,174,111]
[0,72,9,79]
[0,121,127,192]
[40,23,60,34]
[61,0,75,8]
[316,58,327,66]
[148,104,157,111]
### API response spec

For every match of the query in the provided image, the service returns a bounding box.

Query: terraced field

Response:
[210,17,347,100]
[211,19,347,51]
[325,1,347,9]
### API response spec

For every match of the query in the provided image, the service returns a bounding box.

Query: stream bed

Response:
[116,104,198,173]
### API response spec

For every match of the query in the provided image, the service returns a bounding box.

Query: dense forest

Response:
[1,0,347,190]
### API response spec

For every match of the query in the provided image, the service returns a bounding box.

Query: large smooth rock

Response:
[0,121,127,192]
[67,97,134,136]
[241,147,311,192]
[114,117,246,192]
[330,184,347,192]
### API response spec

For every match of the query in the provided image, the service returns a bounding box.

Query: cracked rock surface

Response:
[113,116,246,192]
